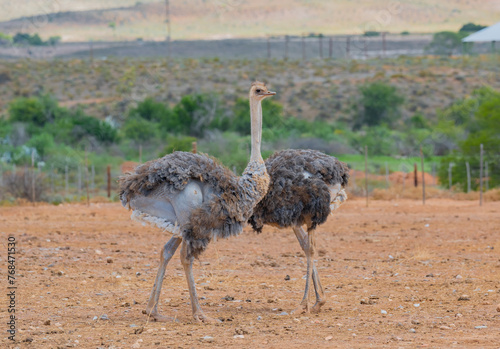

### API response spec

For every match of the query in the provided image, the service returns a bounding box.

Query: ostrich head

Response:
[250,81,276,100]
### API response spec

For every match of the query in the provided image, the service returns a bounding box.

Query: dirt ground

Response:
[1,199,499,348]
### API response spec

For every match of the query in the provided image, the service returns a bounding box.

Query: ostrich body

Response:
[249,149,349,313]
[119,82,275,322]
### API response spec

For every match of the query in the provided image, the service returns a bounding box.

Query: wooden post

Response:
[91,165,95,192]
[382,32,386,57]
[448,163,453,191]
[420,147,425,205]
[284,35,289,60]
[385,162,389,188]
[65,164,69,196]
[267,36,271,59]
[466,161,471,193]
[192,141,197,154]
[480,144,483,206]
[302,35,306,60]
[319,35,323,59]
[85,148,90,206]
[413,163,418,187]
[346,36,350,59]
[364,145,368,207]
[107,165,111,198]
[31,150,35,204]
[485,162,489,191]
[329,37,333,58]
[78,165,82,196]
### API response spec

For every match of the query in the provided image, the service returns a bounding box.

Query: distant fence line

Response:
[0,34,497,60]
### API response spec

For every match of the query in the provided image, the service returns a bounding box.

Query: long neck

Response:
[249,97,263,163]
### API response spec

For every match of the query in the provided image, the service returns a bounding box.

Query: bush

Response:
[354,82,404,129]
[425,31,467,56]
[2,169,47,201]
[159,136,197,156]
[364,31,380,37]
[459,23,486,33]
[123,117,159,142]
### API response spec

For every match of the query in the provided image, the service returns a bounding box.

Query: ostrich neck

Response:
[249,98,263,163]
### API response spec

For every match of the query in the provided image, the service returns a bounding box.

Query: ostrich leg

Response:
[145,237,182,322]
[291,228,315,314]
[293,226,326,313]
[180,241,218,323]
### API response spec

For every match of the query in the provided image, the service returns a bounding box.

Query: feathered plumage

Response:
[249,149,349,233]
[119,151,269,258]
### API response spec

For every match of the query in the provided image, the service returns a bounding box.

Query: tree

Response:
[123,117,159,142]
[355,82,404,129]
[425,31,466,56]
[459,23,487,33]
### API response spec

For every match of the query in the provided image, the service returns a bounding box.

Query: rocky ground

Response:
[1,199,499,348]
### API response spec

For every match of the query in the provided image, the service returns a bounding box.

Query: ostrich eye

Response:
[256,89,261,93]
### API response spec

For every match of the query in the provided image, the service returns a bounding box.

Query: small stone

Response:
[257,316,262,321]
[95,249,103,255]
[57,271,64,276]
[455,313,463,318]
[284,275,290,281]
[414,303,420,307]
[100,314,109,320]
[93,316,98,321]
[426,274,434,277]
[440,326,451,330]
[496,304,500,312]
[325,335,333,341]
[455,275,462,279]
[411,319,420,325]
[409,328,416,333]
[223,295,234,301]
[279,311,289,316]
[458,295,470,301]
[43,320,51,325]
[201,336,214,343]
[381,310,387,315]
[233,335,244,339]
[106,257,113,263]
[475,325,487,329]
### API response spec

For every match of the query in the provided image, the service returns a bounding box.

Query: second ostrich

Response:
[249,149,349,313]
[119,82,275,322]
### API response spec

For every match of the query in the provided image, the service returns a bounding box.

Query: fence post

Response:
[31,149,35,204]
[329,37,333,58]
[284,35,289,60]
[382,32,386,57]
[480,144,483,206]
[485,162,489,191]
[385,162,389,188]
[65,164,69,196]
[302,35,306,60]
[346,36,350,59]
[85,148,90,206]
[420,147,425,205]
[319,35,323,59]
[192,141,197,154]
[413,163,418,187]
[364,145,368,207]
[448,163,453,191]
[267,36,271,59]
[466,161,471,193]
[107,165,111,198]
[91,165,95,191]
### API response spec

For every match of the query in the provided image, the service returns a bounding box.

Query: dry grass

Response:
[1,0,499,40]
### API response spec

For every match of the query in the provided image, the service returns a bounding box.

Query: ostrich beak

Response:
[265,91,276,96]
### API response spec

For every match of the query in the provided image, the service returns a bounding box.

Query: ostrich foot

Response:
[143,309,178,322]
[311,300,326,314]
[193,312,221,323]
[291,302,309,314]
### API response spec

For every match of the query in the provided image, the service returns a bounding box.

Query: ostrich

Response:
[119,81,275,322]
[249,149,349,314]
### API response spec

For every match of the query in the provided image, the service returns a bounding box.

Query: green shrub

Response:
[159,136,197,156]
[459,23,486,33]
[425,31,467,56]
[354,82,404,129]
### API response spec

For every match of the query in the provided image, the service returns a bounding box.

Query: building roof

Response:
[462,21,500,42]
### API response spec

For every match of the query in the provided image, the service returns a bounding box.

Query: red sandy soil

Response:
[1,199,499,348]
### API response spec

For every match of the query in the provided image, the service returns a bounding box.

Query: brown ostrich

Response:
[249,149,349,314]
[119,82,275,322]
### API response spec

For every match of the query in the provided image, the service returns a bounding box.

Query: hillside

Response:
[0,0,498,41]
